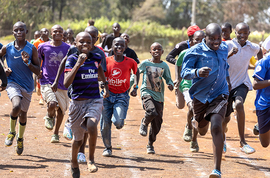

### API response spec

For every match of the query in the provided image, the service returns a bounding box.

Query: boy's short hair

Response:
[221,22,232,31]
[85,26,98,35]
[88,20,95,26]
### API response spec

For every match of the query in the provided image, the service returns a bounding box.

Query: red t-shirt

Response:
[105,56,137,94]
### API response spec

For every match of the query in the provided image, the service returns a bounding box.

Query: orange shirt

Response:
[105,56,137,94]
[33,38,45,49]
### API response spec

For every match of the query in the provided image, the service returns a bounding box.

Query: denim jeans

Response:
[100,90,130,149]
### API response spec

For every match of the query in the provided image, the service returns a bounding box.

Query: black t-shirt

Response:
[101,33,122,50]
[166,41,189,65]
[109,47,140,64]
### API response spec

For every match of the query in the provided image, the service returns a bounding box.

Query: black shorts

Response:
[225,84,249,117]
[193,94,228,128]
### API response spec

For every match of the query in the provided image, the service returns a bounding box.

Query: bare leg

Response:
[211,114,224,172]
[79,133,88,153]
[234,96,246,146]
[71,140,83,168]
[259,130,270,148]
[47,101,57,118]
[87,118,98,162]
[53,108,64,135]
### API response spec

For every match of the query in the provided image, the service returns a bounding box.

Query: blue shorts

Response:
[256,108,270,134]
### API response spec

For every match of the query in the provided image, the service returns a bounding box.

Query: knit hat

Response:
[187,25,201,36]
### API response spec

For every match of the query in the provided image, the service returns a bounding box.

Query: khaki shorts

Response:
[41,84,69,114]
[6,82,32,112]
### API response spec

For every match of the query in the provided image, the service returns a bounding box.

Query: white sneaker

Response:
[77,152,86,164]
[63,123,73,140]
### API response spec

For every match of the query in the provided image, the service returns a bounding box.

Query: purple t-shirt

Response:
[38,41,70,90]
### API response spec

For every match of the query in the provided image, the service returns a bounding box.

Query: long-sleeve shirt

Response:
[166,41,189,65]
[181,40,229,104]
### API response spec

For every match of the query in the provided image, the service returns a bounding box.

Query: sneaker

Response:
[39,98,44,105]
[147,145,155,154]
[209,169,221,178]
[183,126,192,142]
[190,141,199,152]
[44,116,54,130]
[223,143,227,153]
[71,166,80,178]
[253,123,259,136]
[241,144,255,154]
[51,134,59,143]
[63,124,73,140]
[102,147,112,157]
[77,152,87,164]
[16,137,24,155]
[88,161,98,173]
[5,131,16,146]
[223,134,227,153]
[139,118,148,137]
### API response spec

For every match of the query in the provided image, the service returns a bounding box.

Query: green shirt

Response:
[139,59,173,102]
[176,49,192,92]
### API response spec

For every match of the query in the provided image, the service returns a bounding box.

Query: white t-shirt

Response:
[262,35,270,51]
[226,38,260,90]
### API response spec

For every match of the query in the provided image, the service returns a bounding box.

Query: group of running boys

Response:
[0,20,270,178]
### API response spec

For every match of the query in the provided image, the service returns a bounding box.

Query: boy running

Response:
[139,42,174,154]
[0,21,40,155]
[223,22,263,154]
[181,23,230,178]
[253,55,270,148]
[64,32,109,177]
[175,30,205,151]
[101,37,138,157]
[38,25,70,143]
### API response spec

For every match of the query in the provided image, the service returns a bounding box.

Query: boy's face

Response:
[112,24,121,34]
[120,34,130,45]
[13,23,27,41]
[235,25,250,46]
[150,44,164,58]
[221,27,231,40]
[40,28,49,39]
[75,34,92,54]
[34,32,41,40]
[193,33,204,45]
[205,31,221,51]
[51,27,63,41]
[62,31,67,42]
[89,31,98,46]
[67,29,74,38]
[112,39,125,56]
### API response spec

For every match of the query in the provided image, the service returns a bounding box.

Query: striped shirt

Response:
[65,52,101,100]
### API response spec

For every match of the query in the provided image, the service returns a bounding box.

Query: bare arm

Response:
[26,46,40,76]
[64,53,87,88]
[51,55,68,92]
[256,48,263,60]
[98,65,109,98]
[253,77,270,90]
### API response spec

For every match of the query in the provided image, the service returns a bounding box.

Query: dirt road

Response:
[0,65,269,178]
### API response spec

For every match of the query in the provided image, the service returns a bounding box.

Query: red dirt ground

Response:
[0,65,269,178]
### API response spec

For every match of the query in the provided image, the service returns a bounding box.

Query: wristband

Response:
[133,84,138,89]
[24,60,31,66]
[196,69,200,77]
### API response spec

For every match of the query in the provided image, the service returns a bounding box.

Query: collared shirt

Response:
[181,40,229,104]
[252,55,270,110]
[226,38,260,90]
